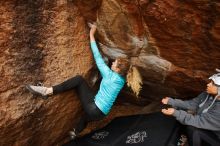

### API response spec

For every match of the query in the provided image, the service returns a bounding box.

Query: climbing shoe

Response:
[69,128,77,140]
[26,84,50,99]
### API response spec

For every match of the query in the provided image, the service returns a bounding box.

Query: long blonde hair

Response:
[117,58,143,97]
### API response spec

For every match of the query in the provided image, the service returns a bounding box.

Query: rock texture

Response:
[0,0,93,145]
[0,0,220,146]
[84,0,220,99]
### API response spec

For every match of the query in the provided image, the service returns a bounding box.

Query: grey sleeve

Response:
[218,87,220,96]
[173,109,220,131]
[167,92,204,111]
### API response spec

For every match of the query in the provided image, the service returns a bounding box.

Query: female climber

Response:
[26,23,142,139]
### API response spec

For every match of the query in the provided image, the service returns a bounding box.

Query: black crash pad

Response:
[63,112,180,146]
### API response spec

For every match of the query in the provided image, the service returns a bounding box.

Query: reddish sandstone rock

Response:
[77,0,220,99]
[0,0,93,145]
[1,0,220,146]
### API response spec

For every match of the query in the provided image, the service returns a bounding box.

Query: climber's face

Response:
[111,59,120,73]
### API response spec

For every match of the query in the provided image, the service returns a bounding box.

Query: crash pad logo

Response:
[126,131,148,144]
[92,131,109,140]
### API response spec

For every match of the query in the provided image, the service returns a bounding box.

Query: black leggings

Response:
[52,75,105,134]
[185,125,220,146]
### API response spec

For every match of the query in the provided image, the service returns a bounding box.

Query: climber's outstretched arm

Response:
[89,23,111,77]
[89,23,96,42]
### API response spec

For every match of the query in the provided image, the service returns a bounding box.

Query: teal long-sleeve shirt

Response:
[90,41,125,115]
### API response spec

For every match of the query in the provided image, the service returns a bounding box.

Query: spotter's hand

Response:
[161,108,175,116]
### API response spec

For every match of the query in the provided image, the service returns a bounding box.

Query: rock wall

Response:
[0,0,220,145]
[0,0,94,145]
[76,0,220,98]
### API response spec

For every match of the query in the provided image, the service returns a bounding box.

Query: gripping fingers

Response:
[88,22,97,28]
